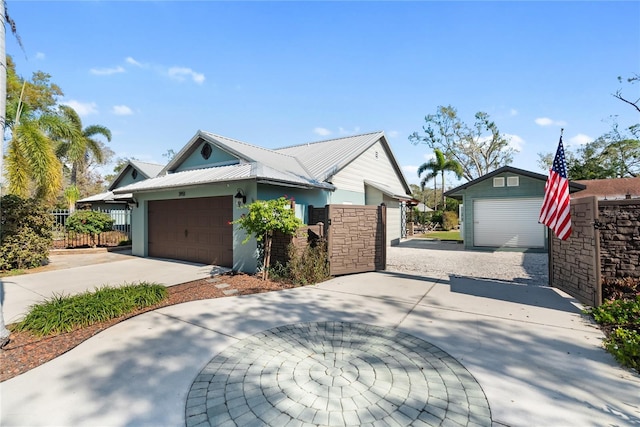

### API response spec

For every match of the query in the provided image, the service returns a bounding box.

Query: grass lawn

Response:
[420,230,463,242]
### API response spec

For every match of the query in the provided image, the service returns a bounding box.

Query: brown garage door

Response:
[148,196,233,267]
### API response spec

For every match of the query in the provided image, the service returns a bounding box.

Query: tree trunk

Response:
[262,232,272,280]
[0,0,12,347]
[441,170,446,209]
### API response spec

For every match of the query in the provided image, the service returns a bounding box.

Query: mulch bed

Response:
[0,273,296,382]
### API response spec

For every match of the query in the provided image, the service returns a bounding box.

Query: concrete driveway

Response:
[1,250,219,323]
[1,244,639,426]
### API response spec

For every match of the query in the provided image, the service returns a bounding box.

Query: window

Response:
[201,143,213,160]
[493,177,505,187]
[507,176,520,187]
[131,169,138,179]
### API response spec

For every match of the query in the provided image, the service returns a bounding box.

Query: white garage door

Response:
[473,198,545,248]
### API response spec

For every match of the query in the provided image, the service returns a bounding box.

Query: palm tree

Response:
[55,105,111,187]
[418,149,463,210]
[4,87,66,202]
[1,0,26,348]
[417,165,438,210]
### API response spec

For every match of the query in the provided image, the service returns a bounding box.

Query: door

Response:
[148,196,233,266]
[473,198,545,248]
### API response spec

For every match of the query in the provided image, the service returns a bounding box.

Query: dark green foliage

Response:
[13,283,167,337]
[66,210,114,247]
[442,211,458,231]
[586,295,640,372]
[428,211,443,226]
[0,195,53,270]
[605,328,640,372]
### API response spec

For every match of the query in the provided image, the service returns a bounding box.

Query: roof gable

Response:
[275,131,410,195]
[108,160,164,191]
[162,131,312,180]
[117,130,409,195]
[444,166,586,198]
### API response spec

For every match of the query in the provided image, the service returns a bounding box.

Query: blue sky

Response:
[6,1,640,187]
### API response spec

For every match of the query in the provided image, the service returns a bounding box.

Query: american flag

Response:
[539,135,571,240]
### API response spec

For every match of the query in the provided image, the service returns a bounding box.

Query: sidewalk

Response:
[1,270,638,426]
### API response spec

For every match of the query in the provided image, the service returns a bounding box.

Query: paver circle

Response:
[186,322,492,427]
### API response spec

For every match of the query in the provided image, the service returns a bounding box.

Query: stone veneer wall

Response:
[598,200,640,279]
[550,196,601,306]
[326,204,386,276]
[270,224,324,267]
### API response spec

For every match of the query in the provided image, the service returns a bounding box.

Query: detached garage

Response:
[445,166,585,251]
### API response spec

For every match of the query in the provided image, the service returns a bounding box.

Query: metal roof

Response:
[162,131,313,180]
[108,160,164,191]
[77,191,133,203]
[113,162,333,194]
[275,131,384,181]
[364,180,413,201]
[130,160,164,179]
[117,130,407,195]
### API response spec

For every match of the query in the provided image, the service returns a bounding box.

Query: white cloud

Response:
[90,66,125,76]
[535,117,567,127]
[125,56,144,67]
[568,133,593,146]
[168,67,205,84]
[387,130,399,138]
[510,109,518,116]
[504,133,525,151]
[313,127,332,136]
[112,105,134,116]
[35,52,45,60]
[61,100,98,116]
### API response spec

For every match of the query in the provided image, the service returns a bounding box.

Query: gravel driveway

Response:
[387,239,549,286]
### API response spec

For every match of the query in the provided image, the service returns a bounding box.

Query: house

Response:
[77,160,164,211]
[572,176,640,200]
[113,130,411,272]
[444,166,585,251]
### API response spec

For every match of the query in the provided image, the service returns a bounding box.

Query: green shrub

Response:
[604,327,640,372]
[270,240,330,286]
[286,240,330,285]
[442,211,458,231]
[13,283,167,337]
[587,295,640,372]
[0,195,53,270]
[428,211,443,226]
[66,210,114,247]
[589,296,640,327]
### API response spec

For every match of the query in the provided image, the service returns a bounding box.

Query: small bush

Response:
[587,295,640,372]
[66,210,114,247]
[13,283,167,337]
[589,296,640,327]
[0,195,53,270]
[442,211,458,231]
[271,240,330,286]
[604,328,640,372]
[287,240,330,285]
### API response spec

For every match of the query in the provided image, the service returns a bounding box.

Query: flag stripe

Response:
[539,136,572,240]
